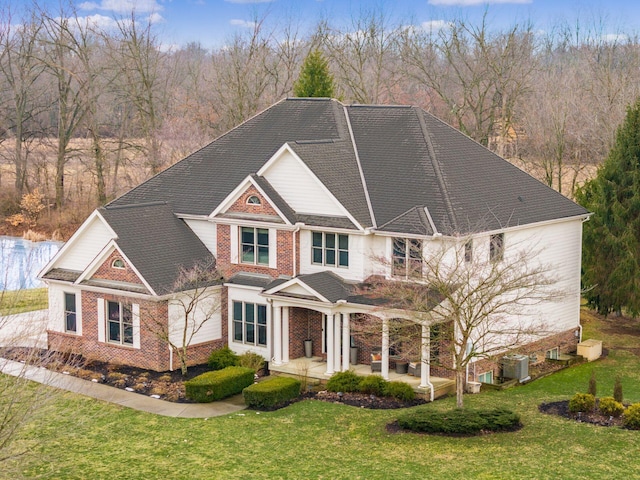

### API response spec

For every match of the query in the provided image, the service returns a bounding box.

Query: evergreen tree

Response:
[293,49,334,98]
[576,99,640,316]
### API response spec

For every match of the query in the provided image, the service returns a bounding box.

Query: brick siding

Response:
[216,224,295,278]
[91,250,144,285]
[469,327,580,382]
[48,290,226,372]
[226,185,280,217]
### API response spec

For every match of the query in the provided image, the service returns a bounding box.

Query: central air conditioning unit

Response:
[501,354,530,382]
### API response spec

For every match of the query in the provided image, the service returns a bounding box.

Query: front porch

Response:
[269,356,455,400]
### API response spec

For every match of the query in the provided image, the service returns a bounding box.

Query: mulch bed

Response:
[539,400,624,427]
[1,347,426,409]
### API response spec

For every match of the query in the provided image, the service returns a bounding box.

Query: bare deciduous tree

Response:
[142,262,222,375]
[369,235,559,408]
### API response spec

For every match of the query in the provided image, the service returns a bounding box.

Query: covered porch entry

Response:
[263,271,450,401]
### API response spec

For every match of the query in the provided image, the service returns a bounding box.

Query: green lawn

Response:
[7,309,640,479]
[0,288,48,316]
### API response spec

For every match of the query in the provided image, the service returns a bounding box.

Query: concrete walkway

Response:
[0,358,247,418]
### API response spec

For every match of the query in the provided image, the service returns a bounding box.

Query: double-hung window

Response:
[107,301,133,346]
[233,301,267,346]
[490,233,504,262]
[312,232,349,268]
[241,227,269,265]
[64,293,77,333]
[392,238,422,277]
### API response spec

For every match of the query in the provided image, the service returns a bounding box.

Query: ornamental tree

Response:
[576,99,640,317]
[293,49,334,98]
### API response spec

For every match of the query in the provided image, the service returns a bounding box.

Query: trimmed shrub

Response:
[243,377,301,409]
[482,408,522,432]
[614,376,624,403]
[326,370,363,393]
[587,370,597,397]
[623,403,640,430]
[185,366,254,402]
[397,407,520,435]
[358,375,388,396]
[598,397,624,417]
[568,393,595,413]
[384,381,415,402]
[238,352,265,372]
[208,346,239,371]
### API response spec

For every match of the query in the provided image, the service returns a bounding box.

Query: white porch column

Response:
[420,325,430,389]
[325,313,335,375]
[381,317,390,380]
[282,306,290,363]
[272,305,282,366]
[342,313,350,371]
[333,314,341,371]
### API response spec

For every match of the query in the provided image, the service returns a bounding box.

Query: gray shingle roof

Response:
[99,202,215,295]
[108,97,587,239]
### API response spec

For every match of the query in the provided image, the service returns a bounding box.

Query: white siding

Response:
[298,230,365,281]
[54,216,114,271]
[167,287,222,347]
[47,284,82,335]
[507,219,583,334]
[226,285,270,358]
[262,151,344,216]
[184,219,217,255]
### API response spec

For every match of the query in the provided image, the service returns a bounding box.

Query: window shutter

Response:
[97,298,105,342]
[132,303,141,349]
[269,228,277,269]
[230,225,239,264]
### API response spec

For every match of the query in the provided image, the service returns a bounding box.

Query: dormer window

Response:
[112,258,125,269]
[246,195,261,205]
[392,238,422,277]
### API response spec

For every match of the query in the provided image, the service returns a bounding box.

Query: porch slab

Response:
[269,357,455,400]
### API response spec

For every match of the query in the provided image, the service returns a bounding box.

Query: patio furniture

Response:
[408,361,421,377]
[370,353,382,372]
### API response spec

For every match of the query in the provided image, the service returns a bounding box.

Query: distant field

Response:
[0,288,48,316]
[3,308,640,479]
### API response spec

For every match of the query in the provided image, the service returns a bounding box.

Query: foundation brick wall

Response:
[470,327,580,382]
[91,250,144,285]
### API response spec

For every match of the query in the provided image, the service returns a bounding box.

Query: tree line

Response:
[0,3,639,217]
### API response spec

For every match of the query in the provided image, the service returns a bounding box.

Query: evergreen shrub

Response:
[185,366,254,402]
[598,397,624,417]
[397,407,520,435]
[243,377,301,409]
[623,403,640,429]
[384,381,415,402]
[208,346,239,371]
[358,375,388,396]
[326,371,363,393]
[568,393,595,413]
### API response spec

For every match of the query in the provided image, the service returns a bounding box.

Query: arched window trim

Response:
[112,258,125,269]
[246,195,261,205]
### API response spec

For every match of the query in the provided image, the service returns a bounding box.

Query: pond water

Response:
[0,236,63,291]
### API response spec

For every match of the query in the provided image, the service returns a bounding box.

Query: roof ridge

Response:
[378,206,429,232]
[415,107,458,233]
[103,201,167,210]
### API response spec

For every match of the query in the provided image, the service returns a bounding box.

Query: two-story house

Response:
[39,98,589,392]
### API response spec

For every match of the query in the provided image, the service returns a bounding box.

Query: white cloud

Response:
[78,13,119,29]
[148,12,165,24]
[230,19,258,28]
[601,33,628,44]
[428,0,531,5]
[421,20,453,32]
[79,0,164,13]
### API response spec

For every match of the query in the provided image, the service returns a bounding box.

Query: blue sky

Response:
[42,0,640,48]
